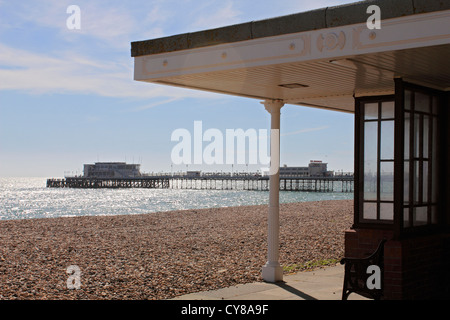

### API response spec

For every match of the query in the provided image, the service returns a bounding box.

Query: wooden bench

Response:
[340,239,386,300]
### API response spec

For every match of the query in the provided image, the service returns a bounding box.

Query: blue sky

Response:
[0,0,354,177]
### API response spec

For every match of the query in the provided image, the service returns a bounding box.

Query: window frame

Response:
[398,80,443,237]
[353,80,444,239]
[355,95,396,229]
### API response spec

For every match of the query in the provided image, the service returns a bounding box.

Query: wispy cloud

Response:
[132,97,182,112]
[1,1,166,49]
[189,1,242,30]
[0,1,349,101]
[0,1,228,100]
[0,44,216,100]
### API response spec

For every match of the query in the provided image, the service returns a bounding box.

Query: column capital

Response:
[261,99,284,114]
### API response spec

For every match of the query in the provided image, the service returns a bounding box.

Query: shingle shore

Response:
[0,200,352,300]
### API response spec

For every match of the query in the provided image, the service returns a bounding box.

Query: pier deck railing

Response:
[47,175,353,192]
[46,177,170,189]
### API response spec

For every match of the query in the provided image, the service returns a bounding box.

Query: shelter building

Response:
[131,0,450,299]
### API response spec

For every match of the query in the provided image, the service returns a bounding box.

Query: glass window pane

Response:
[404,161,409,204]
[363,202,377,220]
[381,120,394,160]
[381,101,395,119]
[405,90,412,110]
[423,115,429,158]
[380,203,394,220]
[404,112,410,160]
[414,114,420,159]
[364,122,378,201]
[423,161,428,203]
[413,206,428,226]
[414,161,420,204]
[380,162,394,201]
[432,117,438,203]
[364,175,377,201]
[403,207,410,228]
[415,92,430,113]
[365,103,378,120]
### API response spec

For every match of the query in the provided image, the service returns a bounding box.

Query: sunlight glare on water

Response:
[0,177,352,220]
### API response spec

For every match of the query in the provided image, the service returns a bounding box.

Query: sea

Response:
[0,177,353,221]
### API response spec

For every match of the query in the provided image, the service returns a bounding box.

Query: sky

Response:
[0,0,355,178]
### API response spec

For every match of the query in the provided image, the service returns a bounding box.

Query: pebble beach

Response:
[0,200,353,300]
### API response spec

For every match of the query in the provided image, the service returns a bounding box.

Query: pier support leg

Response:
[261,99,284,283]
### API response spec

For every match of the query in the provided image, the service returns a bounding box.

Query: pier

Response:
[166,175,353,192]
[46,177,170,189]
[47,174,353,192]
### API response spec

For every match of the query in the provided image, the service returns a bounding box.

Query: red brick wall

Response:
[398,234,450,299]
[344,228,393,258]
[344,229,450,299]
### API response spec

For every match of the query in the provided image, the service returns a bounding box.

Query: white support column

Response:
[261,99,284,283]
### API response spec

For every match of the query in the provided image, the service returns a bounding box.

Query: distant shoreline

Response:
[0,200,353,300]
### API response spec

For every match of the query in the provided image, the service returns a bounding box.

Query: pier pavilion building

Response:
[131,0,450,299]
[83,162,141,178]
[280,160,331,177]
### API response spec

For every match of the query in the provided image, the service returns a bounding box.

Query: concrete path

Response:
[172,264,368,300]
